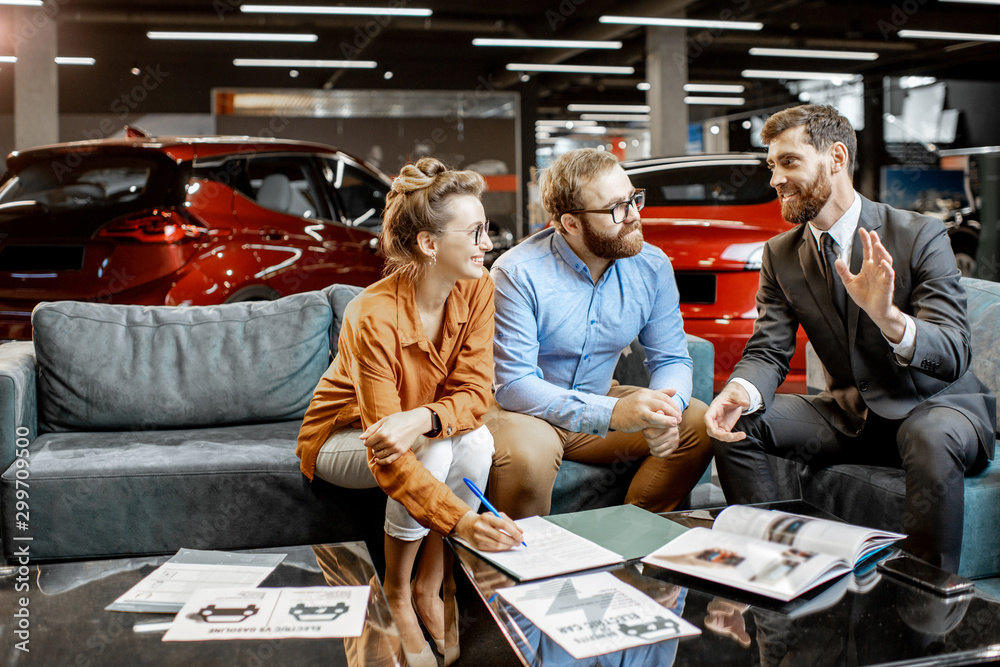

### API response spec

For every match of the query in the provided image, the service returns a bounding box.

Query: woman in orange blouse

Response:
[296,157,522,667]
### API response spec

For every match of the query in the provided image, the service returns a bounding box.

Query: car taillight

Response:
[96,208,207,244]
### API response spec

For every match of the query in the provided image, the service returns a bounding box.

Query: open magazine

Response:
[641,505,904,601]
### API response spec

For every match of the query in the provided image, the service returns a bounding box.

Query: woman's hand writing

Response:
[452,511,524,552]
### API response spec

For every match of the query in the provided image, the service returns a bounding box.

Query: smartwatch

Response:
[425,410,442,438]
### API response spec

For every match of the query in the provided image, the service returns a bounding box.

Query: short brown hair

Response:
[380,157,486,281]
[539,148,620,232]
[761,104,857,178]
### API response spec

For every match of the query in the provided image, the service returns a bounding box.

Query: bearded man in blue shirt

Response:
[485,147,713,518]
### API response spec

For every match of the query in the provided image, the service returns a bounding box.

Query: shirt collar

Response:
[808,190,861,251]
[394,271,471,347]
[551,229,612,283]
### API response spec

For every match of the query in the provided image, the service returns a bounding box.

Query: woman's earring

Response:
[430,251,437,267]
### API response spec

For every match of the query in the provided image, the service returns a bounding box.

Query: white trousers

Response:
[314,424,494,541]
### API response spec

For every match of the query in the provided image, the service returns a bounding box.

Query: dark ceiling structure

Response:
[1,0,998,120]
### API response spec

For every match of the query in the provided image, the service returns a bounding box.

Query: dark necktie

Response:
[822,232,848,327]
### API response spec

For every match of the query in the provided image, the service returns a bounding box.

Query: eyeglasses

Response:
[440,220,491,245]
[567,189,645,224]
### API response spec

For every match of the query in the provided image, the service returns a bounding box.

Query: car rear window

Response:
[0,156,157,210]
[625,160,775,207]
[323,158,387,229]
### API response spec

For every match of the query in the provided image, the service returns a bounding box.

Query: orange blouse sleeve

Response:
[352,311,474,537]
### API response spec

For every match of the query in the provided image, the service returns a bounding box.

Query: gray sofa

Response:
[773,277,1000,580]
[0,284,716,563]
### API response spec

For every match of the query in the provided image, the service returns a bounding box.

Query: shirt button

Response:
[859,382,868,392]
[584,354,589,360]
[590,320,596,325]
[592,429,598,434]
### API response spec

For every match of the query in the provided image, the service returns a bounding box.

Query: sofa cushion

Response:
[773,455,1000,579]
[0,421,386,561]
[32,292,332,432]
[323,284,364,356]
[962,277,1000,426]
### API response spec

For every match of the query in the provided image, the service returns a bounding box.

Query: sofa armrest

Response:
[0,342,37,472]
[686,334,714,406]
[612,334,714,406]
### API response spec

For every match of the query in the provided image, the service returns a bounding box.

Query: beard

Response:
[778,168,832,224]
[581,218,644,260]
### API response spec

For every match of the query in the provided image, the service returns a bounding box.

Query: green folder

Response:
[545,505,690,562]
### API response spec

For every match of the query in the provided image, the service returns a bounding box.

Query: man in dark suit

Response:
[705,104,995,572]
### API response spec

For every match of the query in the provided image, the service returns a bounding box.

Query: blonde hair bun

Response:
[390,157,449,196]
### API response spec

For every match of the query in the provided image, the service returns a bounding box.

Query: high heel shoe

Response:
[440,590,460,667]
[401,639,436,667]
[412,589,461,666]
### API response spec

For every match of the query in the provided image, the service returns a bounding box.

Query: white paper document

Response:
[106,548,286,613]
[457,515,624,581]
[162,586,371,642]
[497,571,700,659]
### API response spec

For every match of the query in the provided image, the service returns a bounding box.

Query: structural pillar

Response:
[858,79,885,202]
[516,80,538,240]
[13,4,58,150]
[646,27,688,156]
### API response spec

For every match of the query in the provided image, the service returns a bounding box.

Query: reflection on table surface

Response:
[0,542,407,667]
[452,503,1000,667]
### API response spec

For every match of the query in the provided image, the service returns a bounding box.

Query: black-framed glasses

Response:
[567,189,645,224]
[440,220,491,245]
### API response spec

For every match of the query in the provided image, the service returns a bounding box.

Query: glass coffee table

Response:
[452,502,1000,666]
[0,542,406,666]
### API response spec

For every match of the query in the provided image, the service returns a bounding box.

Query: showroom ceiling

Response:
[3,0,1000,117]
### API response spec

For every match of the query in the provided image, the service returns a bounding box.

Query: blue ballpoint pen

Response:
[463,477,527,547]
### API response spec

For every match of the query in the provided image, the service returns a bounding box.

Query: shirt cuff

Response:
[586,393,619,437]
[730,378,763,414]
[887,314,916,364]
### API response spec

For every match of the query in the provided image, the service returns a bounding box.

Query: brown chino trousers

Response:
[485,387,713,519]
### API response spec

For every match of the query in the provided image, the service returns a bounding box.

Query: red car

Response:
[0,132,390,340]
[623,154,809,394]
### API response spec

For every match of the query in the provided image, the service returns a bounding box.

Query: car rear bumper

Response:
[683,317,808,395]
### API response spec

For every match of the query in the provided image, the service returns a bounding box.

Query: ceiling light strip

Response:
[474,38,622,49]
[749,47,878,60]
[147,31,318,42]
[683,83,745,93]
[239,4,432,16]
[0,0,43,5]
[600,15,763,31]
[0,56,96,64]
[742,69,862,82]
[683,96,745,105]
[897,29,1000,42]
[506,63,634,74]
[535,119,599,127]
[579,113,651,122]
[233,59,377,68]
[567,103,651,113]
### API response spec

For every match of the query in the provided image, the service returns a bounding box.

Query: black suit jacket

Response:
[732,195,996,459]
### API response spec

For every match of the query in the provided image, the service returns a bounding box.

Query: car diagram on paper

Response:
[497,571,700,659]
[163,586,370,642]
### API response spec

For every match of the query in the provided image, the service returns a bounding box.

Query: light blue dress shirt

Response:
[491,227,693,437]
